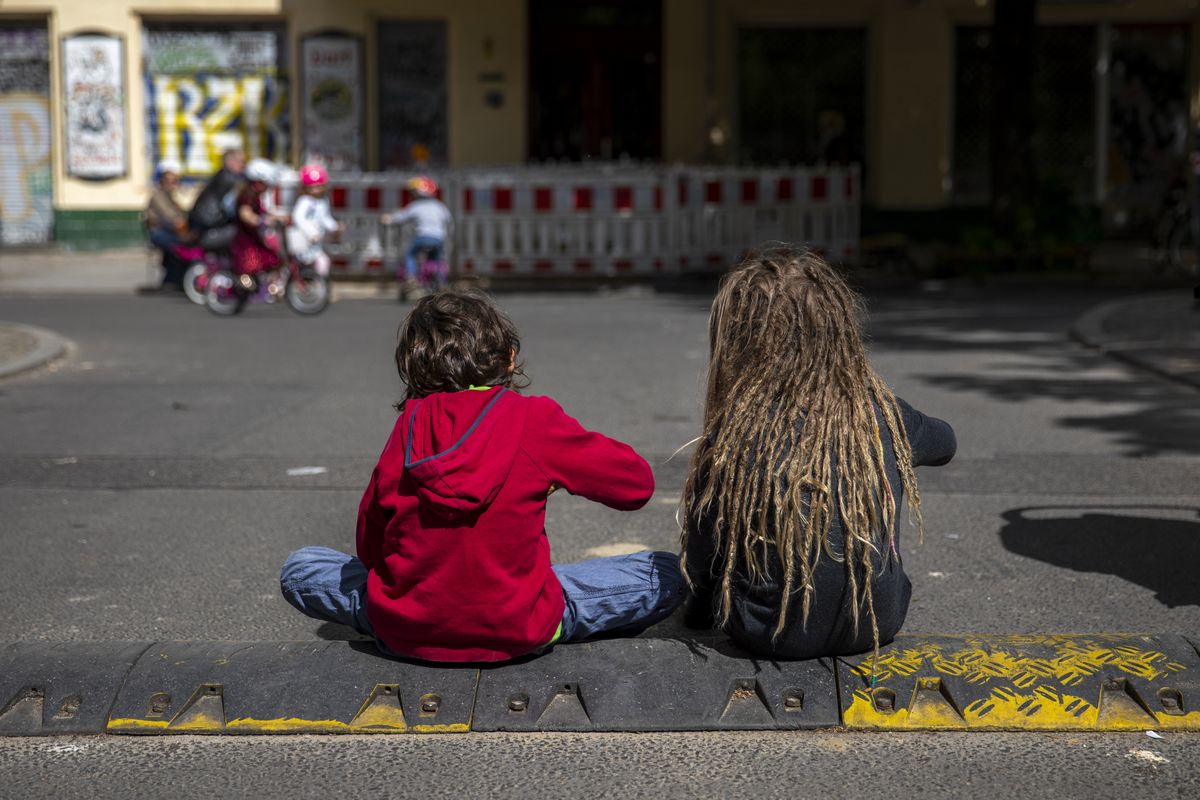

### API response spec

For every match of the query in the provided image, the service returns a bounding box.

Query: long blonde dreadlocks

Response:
[680,246,923,654]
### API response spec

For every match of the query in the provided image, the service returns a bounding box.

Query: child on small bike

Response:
[280,289,685,662]
[381,176,452,296]
[231,158,287,288]
[286,164,343,278]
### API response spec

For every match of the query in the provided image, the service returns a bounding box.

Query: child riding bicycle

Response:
[381,176,452,298]
[286,164,344,279]
[231,158,288,292]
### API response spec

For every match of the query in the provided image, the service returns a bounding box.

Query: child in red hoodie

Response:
[280,290,684,662]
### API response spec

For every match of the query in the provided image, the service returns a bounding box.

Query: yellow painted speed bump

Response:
[0,642,148,736]
[838,634,1200,731]
[106,642,476,734]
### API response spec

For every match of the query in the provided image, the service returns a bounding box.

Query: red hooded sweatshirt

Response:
[356,386,655,662]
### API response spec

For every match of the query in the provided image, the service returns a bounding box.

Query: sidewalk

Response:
[0,247,153,295]
[1070,289,1200,391]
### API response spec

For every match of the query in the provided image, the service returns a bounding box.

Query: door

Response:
[528,0,662,162]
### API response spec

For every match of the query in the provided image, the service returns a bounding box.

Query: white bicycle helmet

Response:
[244,158,276,183]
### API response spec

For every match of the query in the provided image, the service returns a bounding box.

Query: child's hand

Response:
[547,483,560,497]
[380,214,393,225]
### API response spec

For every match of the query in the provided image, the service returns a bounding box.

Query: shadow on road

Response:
[999,505,1200,608]
[865,293,1200,457]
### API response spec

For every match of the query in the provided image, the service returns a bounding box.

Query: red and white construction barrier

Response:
[276,165,860,277]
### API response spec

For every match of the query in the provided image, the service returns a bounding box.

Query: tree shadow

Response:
[999,505,1200,608]
[861,291,1200,457]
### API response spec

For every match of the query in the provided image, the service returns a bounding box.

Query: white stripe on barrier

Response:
[275,166,860,276]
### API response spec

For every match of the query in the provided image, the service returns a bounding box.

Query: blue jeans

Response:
[405,236,444,280]
[148,227,185,286]
[279,546,685,652]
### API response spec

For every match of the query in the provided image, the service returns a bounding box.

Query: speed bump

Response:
[471,636,839,731]
[106,641,477,734]
[838,634,1200,731]
[0,642,149,735]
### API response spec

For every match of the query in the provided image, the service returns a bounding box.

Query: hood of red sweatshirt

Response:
[401,387,525,519]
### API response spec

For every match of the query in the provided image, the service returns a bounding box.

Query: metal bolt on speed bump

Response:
[508,694,529,713]
[420,694,441,715]
[1159,687,1185,716]
[783,690,804,711]
[147,692,170,717]
[54,695,81,720]
[871,688,896,714]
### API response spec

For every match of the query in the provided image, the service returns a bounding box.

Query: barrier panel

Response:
[274,164,861,278]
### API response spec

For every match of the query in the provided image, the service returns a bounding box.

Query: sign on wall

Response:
[143,27,289,180]
[0,25,52,245]
[62,33,126,179]
[302,35,363,170]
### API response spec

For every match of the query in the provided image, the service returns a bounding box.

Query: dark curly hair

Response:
[394,290,530,406]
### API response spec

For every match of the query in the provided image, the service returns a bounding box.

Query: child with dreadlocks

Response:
[680,247,956,659]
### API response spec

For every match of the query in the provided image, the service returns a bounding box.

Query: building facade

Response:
[1,0,1198,247]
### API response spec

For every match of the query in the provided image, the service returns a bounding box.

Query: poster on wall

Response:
[143,27,289,180]
[62,33,126,179]
[302,35,362,170]
[0,25,53,245]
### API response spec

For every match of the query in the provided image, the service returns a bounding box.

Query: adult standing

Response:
[188,148,246,251]
[144,159,188,290]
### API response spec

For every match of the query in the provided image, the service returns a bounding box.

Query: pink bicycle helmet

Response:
[300,164,328,187]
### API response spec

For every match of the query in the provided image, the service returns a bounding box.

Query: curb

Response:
[2,634,1198,736]
[1070,293,1200,393]
[0,322,67,380]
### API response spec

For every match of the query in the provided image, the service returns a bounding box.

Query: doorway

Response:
[528,0,662,162]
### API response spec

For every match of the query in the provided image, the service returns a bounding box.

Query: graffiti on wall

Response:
[63,34,126,179]
[144,29,288,179]
[0,26,52,245]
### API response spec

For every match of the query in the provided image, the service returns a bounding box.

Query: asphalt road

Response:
[1,285,1199,797]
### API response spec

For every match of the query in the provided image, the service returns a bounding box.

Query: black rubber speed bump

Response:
[0,642,149,736]
[106,642,477,734]
[471,636,838,731]
[838,634,1200,731]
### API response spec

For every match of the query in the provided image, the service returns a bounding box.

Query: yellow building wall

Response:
[0,0,525,212]
[664,0,1200,209]
[1,0,284,211]
[285,0,525,170]
[5,0,1200,215]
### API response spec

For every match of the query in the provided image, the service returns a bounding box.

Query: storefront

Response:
[3,0,1200,249]
[952,21,1191,235]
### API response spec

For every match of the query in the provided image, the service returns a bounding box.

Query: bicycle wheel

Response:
[285,269,330,315]
[205,270,248,316]
[183,263,209,305]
